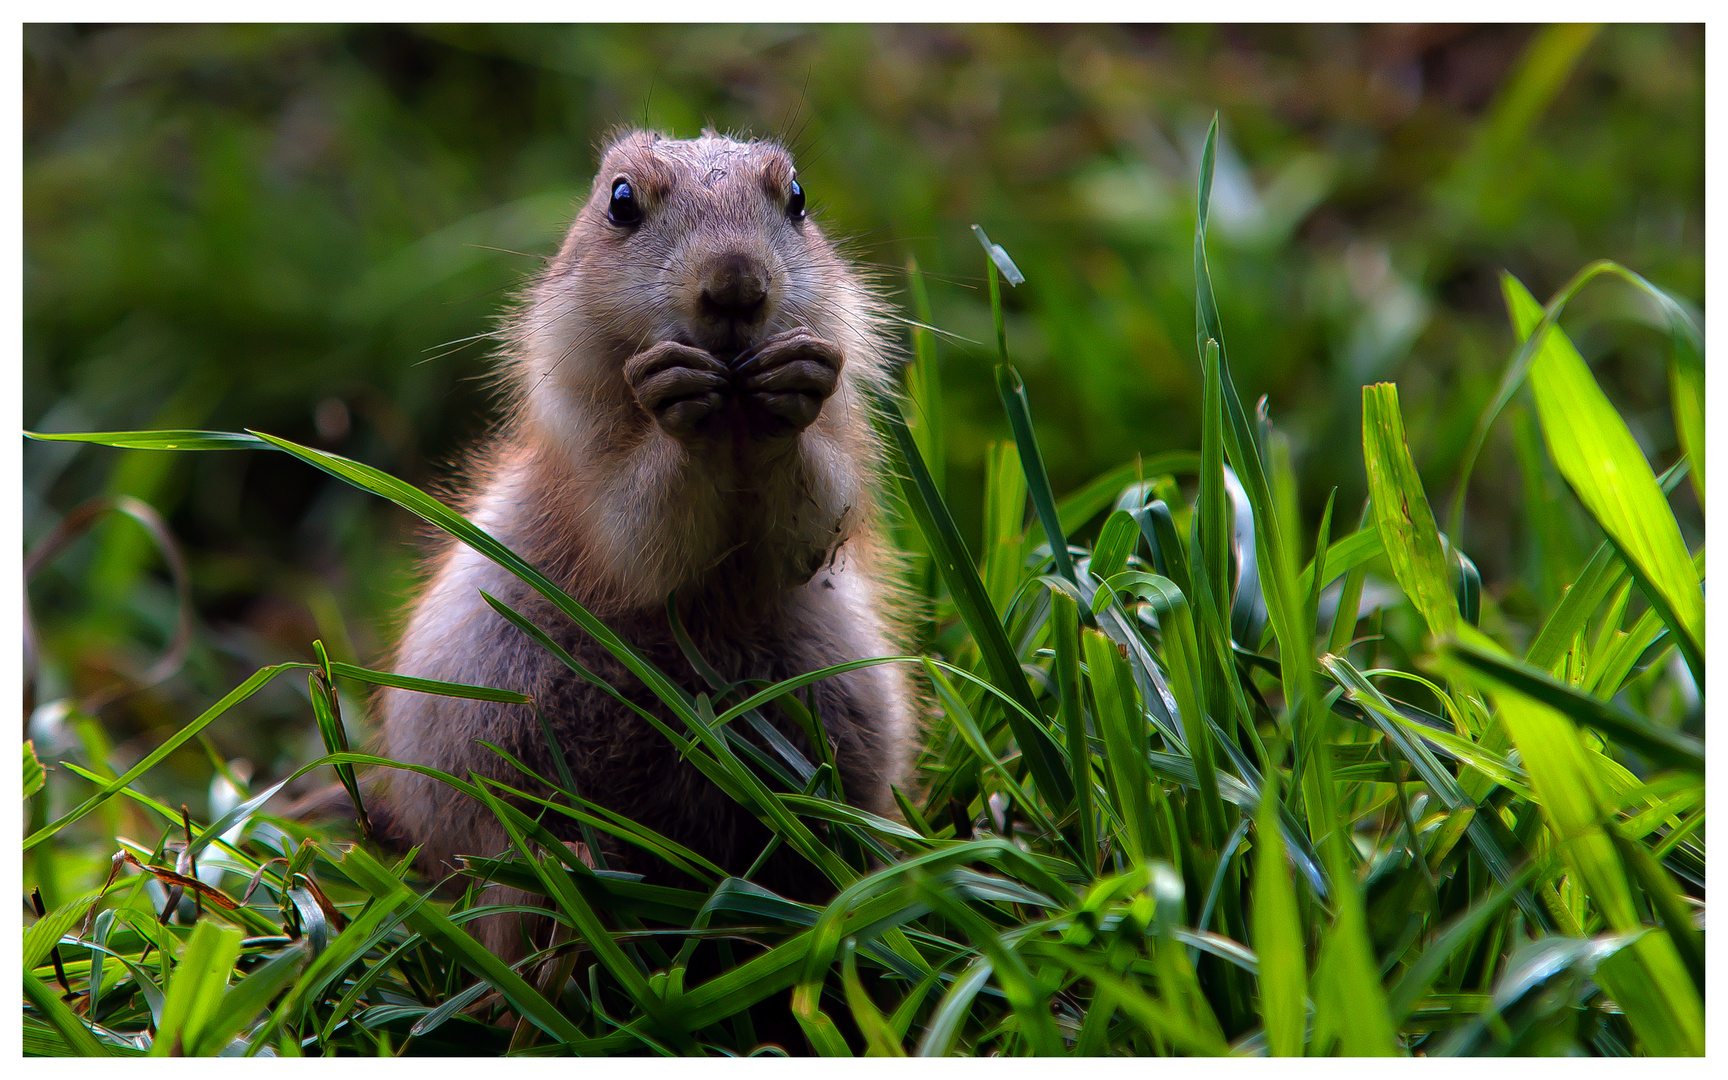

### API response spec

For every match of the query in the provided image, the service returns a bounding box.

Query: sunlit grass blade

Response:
[1440,626,1703,1054]
[1669,333,1704,510]
[1503,274,1703,681]
[24,740,45,801]
[1446,637,1704,775]
[1362,382,1458,639]
[1606,822,1704,994]
[1307,869,1399,1056]
[1295,526,1383,603]
[25,429,269,450]
[149,919,243,1056]
[189,944,307,1056]
[1323,654,1542,924]
[1445,257,1704,540]
[1529,458,1691,675]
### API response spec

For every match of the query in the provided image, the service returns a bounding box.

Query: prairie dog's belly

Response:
[378,532,911,879]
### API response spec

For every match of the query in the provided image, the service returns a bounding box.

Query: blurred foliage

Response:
[23,23,1702,811]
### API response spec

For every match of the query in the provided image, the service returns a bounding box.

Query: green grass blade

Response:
[1084,628,1155,862]
[1504,274,1704,681]
[1324,655,1541,923]
[1251,769,1306,1057]
[1362,382,1458,639]
[840,940,906,1056]
[980,440,1028,617]
[1028,453,1202,552]
[1089,509,1140,582]
[1303,489,1336,647]
[1097,571,1228,841]
[150,920,243,1056]
[473,782,691,1049]
[24,429,269,450]
[1296,526,1384,603]
[1526,457,1688,674]
[24,662,310,850]
[1669,334,1704,510]
[1445,258,1703,540]
[246,429,716,723]
[913,876,1062,1056]
[24,889,104,972]
[904,255,945,495]
[1452,632,1703,1054]
[23,969,110,1056]
[326,660,532,703]
[337,844,597,1048]
[1385,861,1539,1023]
[880,398,1072,808]
[1196,341,1233,638]
[1525,540,1627,672]
[914,960,991,1057]
[1307,868,1399,1056]
[997,364,1078,586]
[1049,589,1097,872]
[24,740,45,801]
[1447,637,1704,775]
[1606,823,1704,994]
[190,944,307,1056]
[923,662,1064,844]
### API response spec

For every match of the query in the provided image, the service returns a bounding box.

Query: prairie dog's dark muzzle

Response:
[698,250,770,320]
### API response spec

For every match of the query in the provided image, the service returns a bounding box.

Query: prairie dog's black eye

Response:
[608,179,642,227]
[786,179,806,222]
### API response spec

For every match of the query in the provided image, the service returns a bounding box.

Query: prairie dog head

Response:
[513,130,889,440]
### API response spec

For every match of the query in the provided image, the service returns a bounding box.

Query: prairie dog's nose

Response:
[698,251,769,318]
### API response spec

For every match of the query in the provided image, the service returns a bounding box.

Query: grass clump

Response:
[22,118,1704,1057]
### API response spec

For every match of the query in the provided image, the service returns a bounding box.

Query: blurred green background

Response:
[22,24,1703,806]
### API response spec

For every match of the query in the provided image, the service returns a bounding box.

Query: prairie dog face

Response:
[517,130,872,423]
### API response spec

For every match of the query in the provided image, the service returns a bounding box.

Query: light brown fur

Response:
[366,130,915,959]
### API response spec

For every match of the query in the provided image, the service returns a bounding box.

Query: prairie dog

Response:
[375,130,914,955]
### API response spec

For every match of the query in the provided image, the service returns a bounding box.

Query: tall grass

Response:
[23,118,1704,1057]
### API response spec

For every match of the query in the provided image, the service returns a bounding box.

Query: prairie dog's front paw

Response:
[732,329,844,439]
[625,341,731,440]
